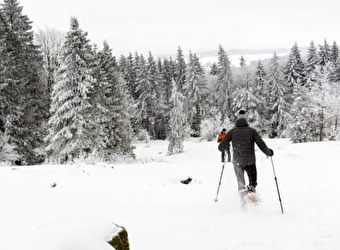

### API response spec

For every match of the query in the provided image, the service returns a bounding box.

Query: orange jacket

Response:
[217,132,226,143]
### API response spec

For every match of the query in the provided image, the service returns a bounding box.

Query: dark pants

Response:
[233,163,257,191]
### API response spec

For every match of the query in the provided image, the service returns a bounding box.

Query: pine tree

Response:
[183,52,207,136]
[119,53,138,100]
[174,46,186,93]
[0,8,13,162]
[233,56,260,129]
[318,39,331,66]
[254,59,269,135]
[0,8,6,136]
[329,41,340,83]
[305,41,318,89]
[167,82,186,155]
[90,41,134,161]
[309,64,338,141]
[255,60,266,98]
[135,54,155,138]
[210,62,218,75]
[0,0,48,165]
[233,56,250,110]
[214,45,233,121]
[330,57,340,83]
[160,57,174,137]
[288,82,313,143]
[330,41,339,64]
[284,42,305,98]
[155,57,168,139]
[162,57,174,107]
[119,53,140,135]
[267,52,290,137]
[45,17,94,163]
[147,52,166,139]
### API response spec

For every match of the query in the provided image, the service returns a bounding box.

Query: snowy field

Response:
[0,138,339,250]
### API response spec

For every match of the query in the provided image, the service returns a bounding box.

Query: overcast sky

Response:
[14,0,340,56]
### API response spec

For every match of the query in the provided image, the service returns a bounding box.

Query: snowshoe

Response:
[244,190,261,206]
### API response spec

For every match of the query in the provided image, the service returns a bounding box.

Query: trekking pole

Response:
[270,156,284,214]
[214,160,226,202]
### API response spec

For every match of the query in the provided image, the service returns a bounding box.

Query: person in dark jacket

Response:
[218,110,273,202]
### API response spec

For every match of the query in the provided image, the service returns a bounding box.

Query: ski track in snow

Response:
[0,138,339,250]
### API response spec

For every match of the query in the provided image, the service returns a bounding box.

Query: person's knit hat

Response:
[237,109,247,119]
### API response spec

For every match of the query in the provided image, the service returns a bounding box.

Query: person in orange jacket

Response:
[217,129,230,162]
[217,128,227,143]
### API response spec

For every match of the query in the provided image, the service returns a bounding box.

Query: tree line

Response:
[0,0,339,165]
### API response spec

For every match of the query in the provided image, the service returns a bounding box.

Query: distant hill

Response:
[196,47,309,69]
[159,47,308,69]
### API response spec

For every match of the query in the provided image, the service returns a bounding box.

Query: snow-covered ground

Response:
[0,138,339,250]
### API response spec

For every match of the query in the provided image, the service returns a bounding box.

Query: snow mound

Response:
[7,214,122,250]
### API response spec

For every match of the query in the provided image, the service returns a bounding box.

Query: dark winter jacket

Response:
[218,118,272,166]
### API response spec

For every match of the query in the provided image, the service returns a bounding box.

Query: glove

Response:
[268,149,274,156]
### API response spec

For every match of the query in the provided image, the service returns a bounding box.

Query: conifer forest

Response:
[1,0,339,165]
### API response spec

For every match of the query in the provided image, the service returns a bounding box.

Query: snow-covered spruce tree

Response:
[330,56,340,84]
[135,54,156,138]
[214,45,234,122]
[283,43,306,138]
[45,17,95,163]
[118,53,140,135]
[0,9,6,143]
[267,52,290,138]
[284,42,305,101]
[330,41,339,64]
[200,107,232,142]
[288,82,313,143]
[192,53,207,136]
[147,52,166,140]
[210,62,218,75]
[255,60,266,95]
[158,57,175,138]
[119,52,138,100]
[232,56,260,130]
[204,65,219,119]
[174,46,186,93]
[304,41,318,89]
[318,39,331,67]
[0,0,48,165]
[325,79,340,140]
[329,41,340,83]
[183,51,207,137]
[254,59,270,135]
[154,57,169,140]
[90,41,134,161]
[0,9,16,163]
[309,63,337,141]
[34,28,65,153]
[167,82,187,155]
[162,57,175,108]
